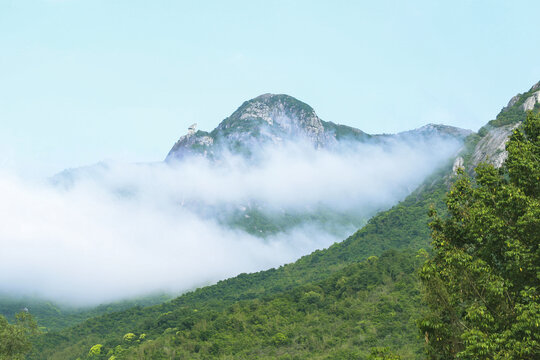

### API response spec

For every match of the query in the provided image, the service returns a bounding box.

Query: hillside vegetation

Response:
[89,250,424,360]
[420,112,539,359]
[3,85,537,360]
[28,163,450,359]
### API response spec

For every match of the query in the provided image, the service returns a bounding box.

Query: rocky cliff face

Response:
[217,93,335,147]
[521,90,540,111]
[166,94,470,162]
[468,122,520,169]
[456,80,540,172]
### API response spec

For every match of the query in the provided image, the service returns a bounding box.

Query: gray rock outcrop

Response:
[521,90,540,111]
[469,123,520,170]
[452,156,464,174]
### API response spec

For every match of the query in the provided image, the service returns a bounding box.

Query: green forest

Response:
[1,108,538,359]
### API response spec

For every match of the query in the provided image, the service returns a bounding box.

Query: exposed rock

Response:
[165,94,471,162]
[469,123,520,170]
[521,90,540,111]
[532,81,540,91]
[166,130,214,160]
[452,156,464,174]
[166,94,345,161]
[215,93,336,148]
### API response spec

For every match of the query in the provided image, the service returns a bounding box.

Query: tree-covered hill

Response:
[420,112,539,359]
[21,83,540,360]
[84,250,424,360]
[0,294,171,333]
[27,160,451,359]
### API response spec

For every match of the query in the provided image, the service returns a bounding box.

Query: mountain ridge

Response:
[166,93,471,161]
[24,81,540,359]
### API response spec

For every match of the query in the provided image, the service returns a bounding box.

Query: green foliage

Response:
[419,112,540,359]
[0,311,38,360]
[369,347,402,359]
[0,293,171,332]
[122,333,136,342]
[93,250,424,359]
[29,164,449,359]
[322,121,372,141]
[27,123,455,359]
[488,85,540,128]
[88,344,103,357]
[223,203,367,237]
[271,332,289,346]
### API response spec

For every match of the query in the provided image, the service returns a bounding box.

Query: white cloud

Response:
[0,136,460,305]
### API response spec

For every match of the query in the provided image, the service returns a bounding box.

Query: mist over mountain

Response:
[0,94,467,305]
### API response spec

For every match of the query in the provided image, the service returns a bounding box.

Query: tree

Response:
[368,347,401,359]
[419,112,540,359]
[0,311,38,360]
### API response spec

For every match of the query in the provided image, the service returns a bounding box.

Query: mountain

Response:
[165,93,470,161]
[456,80,540,172]
[49,94,471,241]
[395,123,472,141]
[25,83,539,359]
[29,179,447,359]
[165,93,363,161]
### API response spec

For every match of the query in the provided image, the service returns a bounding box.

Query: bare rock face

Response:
[452,156,464,174]
[458,80,540,173]
[469,123,520,170]
[214,93,337,148]
[521,90,540,111]
[167,130,214,159]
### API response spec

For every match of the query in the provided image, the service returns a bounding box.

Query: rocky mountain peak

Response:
[166,94,338,161]
[461,80,540,172]
[229,93,316,126]
[218,93,327,144]
[165,94,471,162]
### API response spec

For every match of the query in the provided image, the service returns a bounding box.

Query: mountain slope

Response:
[28,83,539,359]
[29,156,450,360]
[0,294,171,333]
[107,250,425,359]
[455,80,540,172]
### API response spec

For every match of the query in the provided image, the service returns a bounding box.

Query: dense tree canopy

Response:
[0,312,37,360]
[420,112,540,359]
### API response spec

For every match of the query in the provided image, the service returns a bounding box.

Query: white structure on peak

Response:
[188,123,197,135]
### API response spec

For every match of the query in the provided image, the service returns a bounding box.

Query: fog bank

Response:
[0,136,460,305]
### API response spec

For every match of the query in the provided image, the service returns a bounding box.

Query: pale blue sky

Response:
[1,0,539,175]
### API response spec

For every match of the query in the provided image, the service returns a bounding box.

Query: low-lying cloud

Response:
[0,136,460,305]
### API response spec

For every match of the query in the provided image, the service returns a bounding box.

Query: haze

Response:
[0,136,461,305]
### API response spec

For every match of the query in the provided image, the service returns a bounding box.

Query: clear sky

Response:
[1,0,539,176]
